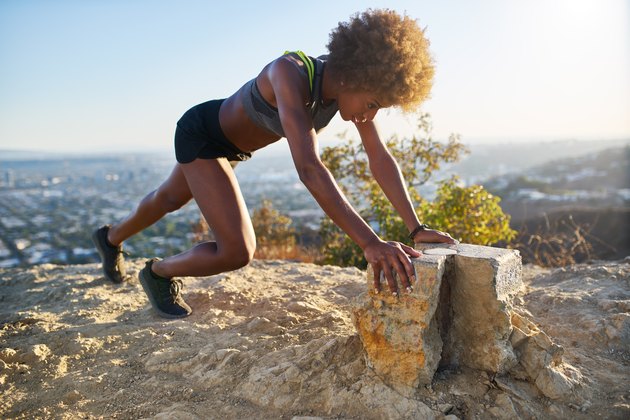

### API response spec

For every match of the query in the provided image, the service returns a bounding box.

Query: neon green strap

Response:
[284,50,314,93]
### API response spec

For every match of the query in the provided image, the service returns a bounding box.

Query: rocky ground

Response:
[0,258,628,419]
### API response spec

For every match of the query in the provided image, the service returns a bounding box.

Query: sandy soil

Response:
[1,258,628,419]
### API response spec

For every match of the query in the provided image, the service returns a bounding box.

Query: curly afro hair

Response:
[326,9,434,112]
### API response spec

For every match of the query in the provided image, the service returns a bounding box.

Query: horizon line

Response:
[2,136,629,156]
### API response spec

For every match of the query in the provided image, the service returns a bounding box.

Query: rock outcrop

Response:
[1,258,628,419]
[509,311,583,399]
[436,244,521,373]
[352,254,445,396]
[352,242,582,401]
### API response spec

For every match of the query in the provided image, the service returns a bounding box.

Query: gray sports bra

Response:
[241,52,338,138]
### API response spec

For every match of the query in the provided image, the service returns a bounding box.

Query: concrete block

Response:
[351,255,446,395]
[352,242,523,394]
[422,243,522,373]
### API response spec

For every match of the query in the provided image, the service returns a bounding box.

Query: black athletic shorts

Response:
[174,99,252,163]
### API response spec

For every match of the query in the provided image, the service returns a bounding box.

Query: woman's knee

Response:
[221,240,256,270]
[153,187,190,213]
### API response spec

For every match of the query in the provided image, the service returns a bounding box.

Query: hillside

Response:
[483,145,629,221]
[1,259,628,419]
[476,146,630,264]
[447,139,630,186]
[1,141,628,269]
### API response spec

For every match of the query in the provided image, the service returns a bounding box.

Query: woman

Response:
[93,9,456,319]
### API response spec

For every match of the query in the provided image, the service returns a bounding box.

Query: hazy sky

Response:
[1,0,629,155]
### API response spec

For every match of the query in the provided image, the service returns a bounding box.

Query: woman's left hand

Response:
[413,228,458,245]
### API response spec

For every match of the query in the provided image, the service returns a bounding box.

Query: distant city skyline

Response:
[1,0,629,154]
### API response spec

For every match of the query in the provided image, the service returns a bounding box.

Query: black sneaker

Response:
[138,259,192,319]
[92,225,127,283]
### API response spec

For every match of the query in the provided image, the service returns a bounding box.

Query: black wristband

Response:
[408,224,430,240]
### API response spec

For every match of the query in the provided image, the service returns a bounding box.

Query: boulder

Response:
[352,243,522,393]
[351,254,446,395]
[510,311,581,399]
[438,243,521,373]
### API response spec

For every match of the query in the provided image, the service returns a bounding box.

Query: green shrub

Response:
[318,113,516,267]
[421,178,516,245]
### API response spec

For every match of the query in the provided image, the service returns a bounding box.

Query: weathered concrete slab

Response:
[351,256,446,395]
[418,243,522,373]
[352,242,524,394]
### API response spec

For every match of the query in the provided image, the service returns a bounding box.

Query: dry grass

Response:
[190,209,321,264]
[512,214,615,267]
[254,244,320,263]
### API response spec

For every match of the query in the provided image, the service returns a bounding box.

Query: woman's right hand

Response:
[363,239,420,295]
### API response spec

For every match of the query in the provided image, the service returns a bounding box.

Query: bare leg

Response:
[151,158,256,278]
[108,164,193,246]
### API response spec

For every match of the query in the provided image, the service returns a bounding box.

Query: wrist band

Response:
[408,224,430,240]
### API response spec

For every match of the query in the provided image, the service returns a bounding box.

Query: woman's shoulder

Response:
[265,53,313,85]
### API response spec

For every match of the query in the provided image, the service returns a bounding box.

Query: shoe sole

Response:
[91,229,124,284]
[138,268,192,319]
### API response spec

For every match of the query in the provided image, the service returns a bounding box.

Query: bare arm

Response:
[356,120,457,244]
[269,60,377,249]
[267,57,418,294]
[355,121,421,231]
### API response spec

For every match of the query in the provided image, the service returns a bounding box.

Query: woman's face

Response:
[336,89,385,124]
